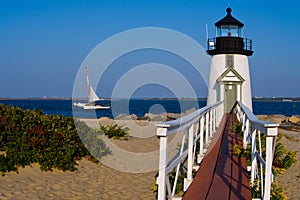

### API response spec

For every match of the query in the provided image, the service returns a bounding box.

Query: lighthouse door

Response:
[225,84,237,112]
[217,67,244,113]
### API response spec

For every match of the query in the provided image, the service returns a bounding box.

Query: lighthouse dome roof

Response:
[215,7,244,27]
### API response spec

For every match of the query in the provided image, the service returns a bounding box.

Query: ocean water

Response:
[0,99,299,119]
[252,101,300,116]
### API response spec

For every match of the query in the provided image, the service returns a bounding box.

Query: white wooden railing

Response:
[155,101,224,200]
[235,101,279,200]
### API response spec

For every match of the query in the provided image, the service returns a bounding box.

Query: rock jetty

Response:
[102,112,300,127]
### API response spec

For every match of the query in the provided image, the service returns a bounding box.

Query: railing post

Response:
[217,102,224,126]
[214,107,217,131]
[242,113,246,132]
[205,112,209,144]
[184,123,194,191]
[258,130,264,197]
[251,129,257,185]
[243,118,249,149]
[157,127,168,200]
[198,116,205,159]
[236,104,241,122]
[211,109,214,133]
[209,110,213,137]
[263,127,277,200]
[240,107,243,122]
[216,104,220,125]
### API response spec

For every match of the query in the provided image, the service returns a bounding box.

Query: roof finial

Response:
[226,7,232,15]
[227,0,232,15]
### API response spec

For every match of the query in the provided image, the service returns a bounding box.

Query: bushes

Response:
[100,124,129,140]
[232,122,297,199]
[271,183,287,200]
[0,104,109,175]
[233,122,243,136]
[273,134,297,173]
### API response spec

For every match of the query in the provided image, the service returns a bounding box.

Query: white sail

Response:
[74,65,110,110]
[89,85,101,103]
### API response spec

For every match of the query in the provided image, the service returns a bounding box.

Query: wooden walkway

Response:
[182,114,252,200]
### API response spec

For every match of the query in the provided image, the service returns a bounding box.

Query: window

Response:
[226,54,234,67]
[217,25,243,37]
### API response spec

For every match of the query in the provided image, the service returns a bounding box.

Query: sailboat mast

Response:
[86,65,91,104]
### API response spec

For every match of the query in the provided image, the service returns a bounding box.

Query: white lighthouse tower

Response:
[207,7,253,112]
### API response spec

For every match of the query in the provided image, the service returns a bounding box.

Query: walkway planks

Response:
[182,114,252,200]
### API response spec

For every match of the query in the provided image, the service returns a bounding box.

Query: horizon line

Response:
[1,97,300,100]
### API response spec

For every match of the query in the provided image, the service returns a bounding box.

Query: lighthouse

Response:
[206,7,253,112]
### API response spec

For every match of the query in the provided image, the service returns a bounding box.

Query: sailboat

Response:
[73,66,110,110]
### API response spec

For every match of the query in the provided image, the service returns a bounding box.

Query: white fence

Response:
[235,101,279,200]
[155,101,224,200]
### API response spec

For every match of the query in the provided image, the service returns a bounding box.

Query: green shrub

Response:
[100,124,129,140]
[233,144,251,159]
[273,134,297,173]
[152,169,196,196]
[0,104,109,175]
[233,122,243,136]
[250,181,287,200]
[271,183,287,200]
[233,122,296,199]
[250,178,261,198]
[168,170,184,195]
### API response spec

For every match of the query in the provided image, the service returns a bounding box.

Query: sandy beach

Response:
[0,159,156,200]
[0,118,159,200]
[1,117,300,200]
[275,128,300,200]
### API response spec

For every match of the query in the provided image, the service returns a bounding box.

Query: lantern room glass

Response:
[217,25,243,37]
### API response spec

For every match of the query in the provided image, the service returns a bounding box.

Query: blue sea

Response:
[0,99,299,118]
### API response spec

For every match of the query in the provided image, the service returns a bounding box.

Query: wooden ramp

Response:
[182,114,252,200]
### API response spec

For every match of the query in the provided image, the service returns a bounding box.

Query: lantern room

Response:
[215,7,244,37]
[207,7,253,56]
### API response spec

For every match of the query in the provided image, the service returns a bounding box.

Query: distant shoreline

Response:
[0,97,206,101]
[1,97,300,102]
[0,97,74,101]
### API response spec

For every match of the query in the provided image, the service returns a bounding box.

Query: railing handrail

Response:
[156,101,224,200]
[234,101,278,200]
[207,37,253,52]
[155,101,223,136]
[236,101,279,134]
[236,101,279,127]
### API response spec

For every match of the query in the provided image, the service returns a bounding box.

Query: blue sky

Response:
[1,0,300,98]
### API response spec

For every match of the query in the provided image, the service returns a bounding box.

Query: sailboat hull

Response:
[73,102,86,107]
[74,101,110,110]
[83,105,110,110]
